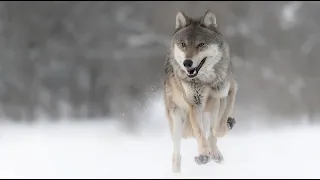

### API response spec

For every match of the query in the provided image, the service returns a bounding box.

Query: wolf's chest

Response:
[181,82,210,107]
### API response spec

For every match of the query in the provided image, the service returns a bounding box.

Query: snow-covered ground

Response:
[0,98,319,178]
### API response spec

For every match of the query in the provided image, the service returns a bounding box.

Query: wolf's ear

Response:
[200,10,217,28]
[176,11,188,29]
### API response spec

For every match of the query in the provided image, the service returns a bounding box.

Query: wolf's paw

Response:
[210,150,224,164]
[194,154,210,165]
[172,164,181,173]
[227,117,236,130]
[172,154,181,173]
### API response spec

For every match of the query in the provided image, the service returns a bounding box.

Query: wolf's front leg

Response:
[208,134,224,163]
[169,108,184,173]
[189,106,210,165]
[208,97,224,163]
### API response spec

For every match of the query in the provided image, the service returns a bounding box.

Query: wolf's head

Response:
[170,10,228,80]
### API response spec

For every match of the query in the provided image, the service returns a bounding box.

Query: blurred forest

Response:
[0,1,319,125]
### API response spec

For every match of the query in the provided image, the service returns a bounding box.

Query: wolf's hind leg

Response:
[216,83,237,137]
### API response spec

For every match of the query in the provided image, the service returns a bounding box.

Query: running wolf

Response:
[163,10,238,173]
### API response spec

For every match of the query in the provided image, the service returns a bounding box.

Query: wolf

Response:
[163,10,238,173]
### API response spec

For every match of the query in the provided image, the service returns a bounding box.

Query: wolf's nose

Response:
[183,59,193,68]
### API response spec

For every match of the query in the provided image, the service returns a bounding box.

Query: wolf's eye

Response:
[197,43,205,48]
[181,42,186,48]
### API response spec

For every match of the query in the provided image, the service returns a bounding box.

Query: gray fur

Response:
[165,11,233,90]
[164,10,237,173]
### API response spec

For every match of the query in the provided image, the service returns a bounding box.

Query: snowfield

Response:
[0,99,319,178]
[1,121,319,178]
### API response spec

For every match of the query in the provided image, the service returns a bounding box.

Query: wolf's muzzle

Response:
[186,57,207,78]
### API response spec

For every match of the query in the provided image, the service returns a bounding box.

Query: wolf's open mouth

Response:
[187,57,207,78]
